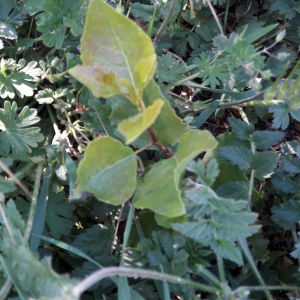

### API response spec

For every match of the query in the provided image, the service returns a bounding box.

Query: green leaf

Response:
[282,156,300,175]
[45,190,75,239]
[175,130,217,185]
[272,200,300,225]
[33,0,87,48]
[191,100,219,128]
[30,165,52,252]
[269,102,290,130]
[0,176,16,194]
[130,3,158,22]
[249,152,279,180]
[71,224,114,258]
[35,88,56,104]
[154,213,187,229]
[156,53,187,89]
[291,239,300,261]
[0,101,44,160]
[69,0,156,98]
[0,22,17,39]
[74,137,137,205]
[135,158,185,218]
[217,181,249,200]
[250,131,284,150]
[193,53,230,89]
[0,59,41,99]
[187,159,219,187]
[143,80,188,146]
[219,146,252,171]
[228,117,255,141]
[118,99,164,144]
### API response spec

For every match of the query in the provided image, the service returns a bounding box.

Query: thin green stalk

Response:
[23,162,44,243]
[33,37,42,43]
[0,202,16,247]
[174,72,200,86]
[205,0,224,35]
[0,278,12,300]
[0,160,32,198]
[248,170,255,207]
[177,0,185,27]
[73,267,221,298]
[14,162,36,180]
[46,104,57,126]
[292,231,300,267]
[154,0,176,46]
[245,285,299,292]
[223,0,230,32]
[121,197,136,265]
[222,99,284,109]
[217,255,226,284]
[46,47,56,57]
[196,265,222,289]
[238,238,273,300]
[147,3,158,37]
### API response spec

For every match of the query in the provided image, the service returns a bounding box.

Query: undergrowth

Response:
[0,0,300,299]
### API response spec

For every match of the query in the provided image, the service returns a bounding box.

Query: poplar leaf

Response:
[135,158,185,218]
[74,137,137,205]
[68,0,156,98]
[118,99,164,144]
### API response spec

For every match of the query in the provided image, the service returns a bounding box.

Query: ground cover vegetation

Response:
[0,0,300,299]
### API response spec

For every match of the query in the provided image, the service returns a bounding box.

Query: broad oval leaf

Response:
[118,99,164,144]
[68,0,157,98]
[135,158,185,218]
[74,137,137,205]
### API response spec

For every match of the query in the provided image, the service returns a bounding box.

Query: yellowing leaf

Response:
[143,80,188,145]
[68,66,121,98]
[118,99,164,144]
[135,158,185,218]
[68,0,157,98]
[74,137,137,205]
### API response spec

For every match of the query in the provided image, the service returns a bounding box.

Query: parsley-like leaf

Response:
[0,101,44,160]
[193,53,229,89]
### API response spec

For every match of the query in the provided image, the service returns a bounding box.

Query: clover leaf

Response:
[0,101,44,160]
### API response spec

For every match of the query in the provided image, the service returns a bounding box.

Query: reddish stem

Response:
[147,126,174,158]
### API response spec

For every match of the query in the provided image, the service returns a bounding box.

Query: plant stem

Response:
[147,126,174,158]
[14,162,36,180]
[245,285,299,292]
[223,0,230,32]
[220,99,283,109]
[205,0,224,35]
[46,104,57,126]
[0,159,32,198]
[248,170,255,207]
[238,238,273,300]
[154,0,176,46]
[217,255,226,284]
[196,265,222,289]
[73,267,221,298]
[174,72,200,86]
[148,3,158,37]
[0,202,16,247]
[0,278,12,300]
[91,102,109,136]
[23,162,44,243]
[134,142,154,155]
